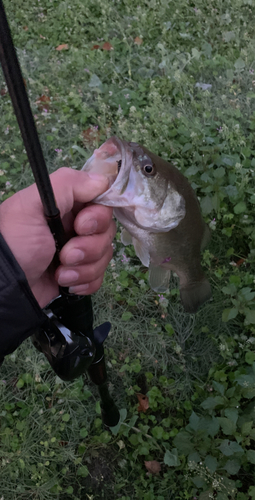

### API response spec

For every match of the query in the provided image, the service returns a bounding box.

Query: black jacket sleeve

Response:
[0,233,46,363]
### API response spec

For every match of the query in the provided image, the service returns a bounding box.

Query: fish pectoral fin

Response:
[121,228,133,246]
[133,239,150,267]
[149,266,171,293]
[180,279,211,314]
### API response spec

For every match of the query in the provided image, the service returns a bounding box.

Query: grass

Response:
[0,0,255,499]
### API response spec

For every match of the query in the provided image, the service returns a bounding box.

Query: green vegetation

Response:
[1,0,255,498]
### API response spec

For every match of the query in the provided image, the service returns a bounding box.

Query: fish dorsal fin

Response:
[149,266,171,293]
[121,228,133,246]
[133,238,150,267]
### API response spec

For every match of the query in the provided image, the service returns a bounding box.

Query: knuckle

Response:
[90,275,104,294]
[108,245,114,261]
[52,166,76,184]
[111,219,117,236]
[92,243,104,261]
[52,166,70,178]
[85,262,98,282]
[107,222,116,244]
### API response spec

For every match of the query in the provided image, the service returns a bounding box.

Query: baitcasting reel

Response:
[32,294,120,427]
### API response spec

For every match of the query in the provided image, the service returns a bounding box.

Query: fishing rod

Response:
[0,0,119,427]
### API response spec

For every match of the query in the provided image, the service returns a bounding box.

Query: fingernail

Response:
[81,218,98,235]
[69,284,89,293]
[58,270,79,286]
[65,249,85,265]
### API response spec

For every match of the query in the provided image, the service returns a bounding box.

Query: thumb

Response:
[49,167,109,216]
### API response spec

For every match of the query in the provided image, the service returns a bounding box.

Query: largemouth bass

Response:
[82,136,211,313]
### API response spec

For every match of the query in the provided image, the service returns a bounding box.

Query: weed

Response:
[1,0,255,498]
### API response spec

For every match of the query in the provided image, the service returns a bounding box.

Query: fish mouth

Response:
[91,136,139,207]
[102,136,133,195]
[83,136,120,181]
[82,136,141,207]
[117,159,122,173]
[85,135,133,186]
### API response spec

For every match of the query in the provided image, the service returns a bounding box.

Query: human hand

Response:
[0,168,115,308]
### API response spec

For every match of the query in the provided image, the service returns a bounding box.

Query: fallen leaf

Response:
[56,44,69,51]
[134,36,143,45]
[137,393,149,412]
[59,441,68,447]
[23,26,28,31]
[102,42,113,50]
[119,349,129,361]
[236,258,245,267]
[145,460,161,475]
[35,94,51,111]
[36,95,51,103]
[91,44,101,50]
[82,127,100,146]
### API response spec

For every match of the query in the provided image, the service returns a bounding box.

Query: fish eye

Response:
[142,164,156,176]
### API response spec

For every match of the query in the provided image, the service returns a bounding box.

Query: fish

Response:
[82,136,211,313]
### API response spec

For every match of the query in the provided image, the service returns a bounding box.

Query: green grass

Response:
[1,0,255,498]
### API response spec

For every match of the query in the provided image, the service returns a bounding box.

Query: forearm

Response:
[0,233,46,363]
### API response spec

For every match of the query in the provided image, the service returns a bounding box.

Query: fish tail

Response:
[180,279,211,314]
